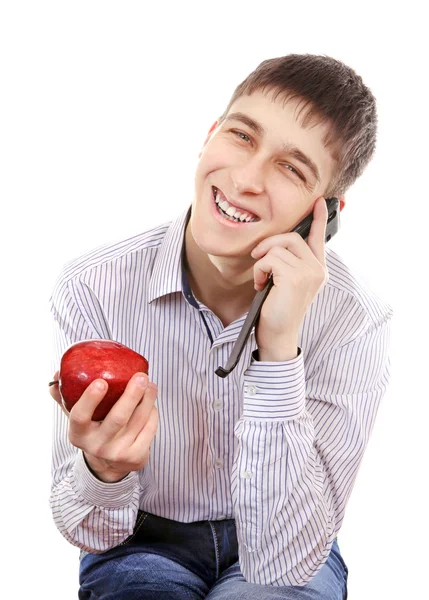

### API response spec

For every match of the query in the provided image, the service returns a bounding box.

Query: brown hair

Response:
[218,54,378,197]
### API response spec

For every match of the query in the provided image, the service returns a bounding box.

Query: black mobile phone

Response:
[215,197,340,378]
[292,196,340,243]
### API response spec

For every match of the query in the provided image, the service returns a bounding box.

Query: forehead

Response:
[227,89,330,135]
[225,91,336,182]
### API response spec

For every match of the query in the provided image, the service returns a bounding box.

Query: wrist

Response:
[257,332,299,362]
[257,347,299,362]
[83,452,130,484]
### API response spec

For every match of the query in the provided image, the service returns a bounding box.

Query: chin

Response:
[194,234,234,258]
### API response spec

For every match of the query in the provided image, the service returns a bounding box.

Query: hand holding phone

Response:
[216,197,340,377]
[253,197,339,292]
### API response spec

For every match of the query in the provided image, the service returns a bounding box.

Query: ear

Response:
[198,121,218,157]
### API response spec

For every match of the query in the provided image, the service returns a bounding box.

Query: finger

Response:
[254,254,293,289]
[124,382,158,442]
[251,231,313,262]
[98,373,149,442]
[307,196,328,264]
[69,379,108,435]
[261,245,302,267]
[130,405,159,460]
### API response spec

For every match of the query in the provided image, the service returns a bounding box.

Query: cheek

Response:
[199,139,237,171]
[195,149,214,181]
[270,178,311,208]
[286,203,314,232]
[267,192,312,233]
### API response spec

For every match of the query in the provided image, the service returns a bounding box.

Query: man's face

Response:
[190,90,336,264]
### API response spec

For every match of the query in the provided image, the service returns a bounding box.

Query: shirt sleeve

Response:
[49,274,140,553]
[232,303,393,586]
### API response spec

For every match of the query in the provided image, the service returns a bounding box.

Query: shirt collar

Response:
[148,204,196,305]
[147,204,257,346]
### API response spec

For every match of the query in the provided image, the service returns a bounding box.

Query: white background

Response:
[1,1,427,598]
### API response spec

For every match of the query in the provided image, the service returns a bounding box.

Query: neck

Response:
[184,223,256,325]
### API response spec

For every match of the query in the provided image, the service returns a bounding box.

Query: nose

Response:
[230,156,266,195]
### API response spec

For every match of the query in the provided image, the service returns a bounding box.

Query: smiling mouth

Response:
[212,187,260,223]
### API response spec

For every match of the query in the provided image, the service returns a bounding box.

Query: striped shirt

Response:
[49,205,392,586]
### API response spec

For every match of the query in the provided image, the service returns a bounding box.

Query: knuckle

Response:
[68,430,84,450]
[68,430,78,447]
[267,246,282,259]
[147,416,159,437]
[109,415,128,429]
[129,456,144,471]
[316,265,327,283]
[69,411,86,428]
[89,444,104,459]
[290,232,302,243]
[141,453,150,469]
[110,449,127,464]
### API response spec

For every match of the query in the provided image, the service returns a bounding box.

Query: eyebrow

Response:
[224,111,321,185]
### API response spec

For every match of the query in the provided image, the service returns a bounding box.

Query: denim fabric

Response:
[79,511,348,599]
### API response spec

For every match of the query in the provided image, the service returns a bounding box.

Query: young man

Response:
[49,54,392,599]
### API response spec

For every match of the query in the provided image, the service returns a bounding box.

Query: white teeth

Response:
[214,188,258,223]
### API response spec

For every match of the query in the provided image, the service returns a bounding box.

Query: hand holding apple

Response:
[52,340,149,421]
[49,340,158,482]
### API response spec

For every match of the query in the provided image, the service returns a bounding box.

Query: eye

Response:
[282,163,305,181]
[231,130,251,143]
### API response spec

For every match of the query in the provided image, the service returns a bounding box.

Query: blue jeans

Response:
[79,511,348,599]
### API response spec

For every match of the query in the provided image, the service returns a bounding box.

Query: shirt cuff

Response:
[242,348,305,420]
[72,450,140,508]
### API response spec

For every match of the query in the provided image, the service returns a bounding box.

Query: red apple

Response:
[58,340,149,421]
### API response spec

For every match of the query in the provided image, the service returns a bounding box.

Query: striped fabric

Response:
[49,205,392,586]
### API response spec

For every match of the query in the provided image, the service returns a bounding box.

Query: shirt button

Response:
[214,399,222,411]
[242,470,253,479]
[247,385,257,396]
[215,458,223,469]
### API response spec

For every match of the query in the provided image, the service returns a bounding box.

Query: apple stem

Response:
[49,380,59,386]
